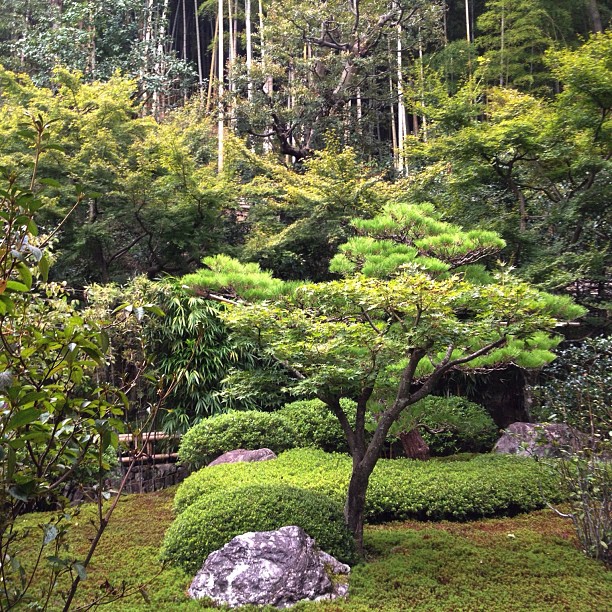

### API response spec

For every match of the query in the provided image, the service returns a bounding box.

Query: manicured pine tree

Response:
[182,195,585,550]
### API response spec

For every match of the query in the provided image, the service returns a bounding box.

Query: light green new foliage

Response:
[182,254,292,302]
[331,201,506,278]
[172,448,565,521]
[183,196,585,545]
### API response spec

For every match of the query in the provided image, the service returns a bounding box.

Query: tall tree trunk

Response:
[206,15,219,113]
[587,0,603,33]
[399,428,430,460]
[388,39,397,165]
[141,0,155,115]
[396,24,406,174]
[182,0,188,101]
[245,0,253,100]
[194,0,204,99]
[259,0,272,153]
[418,33,427,143]
[218,0,225,172]
[182,0,187,60]
[153,0,170,119]
[500,1,505,86]
[465,0,471,43]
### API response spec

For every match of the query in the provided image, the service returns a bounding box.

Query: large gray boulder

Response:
[493,422,587,458]
[208,448,277,467]
[187,525,350,608]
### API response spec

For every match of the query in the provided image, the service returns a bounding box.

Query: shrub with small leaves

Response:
[279,398,357,453]
[174,448,565,522]
[531,337,611,434]
[177,410,295,467]
[160,483,356,572]
[416,396,499,455]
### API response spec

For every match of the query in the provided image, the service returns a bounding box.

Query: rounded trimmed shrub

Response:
[173,448,565,524]
[160,483,356,572]
[279,398,356,453]
[416,396,498,455]
[178,410,295,467]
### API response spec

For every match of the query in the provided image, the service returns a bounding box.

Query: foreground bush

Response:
[178,410,294,467]
[174,448,565,521]
[160,483,356,572]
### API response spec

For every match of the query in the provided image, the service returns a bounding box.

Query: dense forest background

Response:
[0,0,609,429]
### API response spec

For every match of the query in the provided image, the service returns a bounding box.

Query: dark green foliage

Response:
[151,285,243,432]
[531,336,612,434]
[279,398,357,453]
[177,399,356,465]
[178,411,295,467]
[143,280,291,434]
[174,448,565,521]
[414,396,499,455]
[160,484,356,572]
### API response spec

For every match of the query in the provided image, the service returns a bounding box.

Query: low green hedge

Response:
[174,448,566,522]
[177,410,295,467]
[178,397,496,467]
[160,483,356,572]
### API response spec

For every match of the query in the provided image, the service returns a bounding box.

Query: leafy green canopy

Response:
[185,199,584,404]
[407,34,611,305]
[185,193,584,548]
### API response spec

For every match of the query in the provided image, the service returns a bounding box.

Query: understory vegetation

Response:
[178,396,499,466]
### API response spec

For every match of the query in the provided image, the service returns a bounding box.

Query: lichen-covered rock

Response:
[493,422,587,458]
[187,525,350,608]
[208,448,276,467]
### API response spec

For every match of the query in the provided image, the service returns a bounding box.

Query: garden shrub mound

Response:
[178,410,294,467]
[174,448,566,522]
[278,398,356,453]
[414,396,498,455]
[178,396,494,466]
[160,483,356,573]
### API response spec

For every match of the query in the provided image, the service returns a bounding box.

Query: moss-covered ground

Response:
[13,488,611,611]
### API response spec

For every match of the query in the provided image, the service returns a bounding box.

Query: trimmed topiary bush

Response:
[279,398,356,453]
[174,448,566,522]
[178,410,295,467]
[416,396,499,455]
[160,483,356,572]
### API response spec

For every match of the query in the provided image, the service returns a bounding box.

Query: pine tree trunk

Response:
[399,428,430,460]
